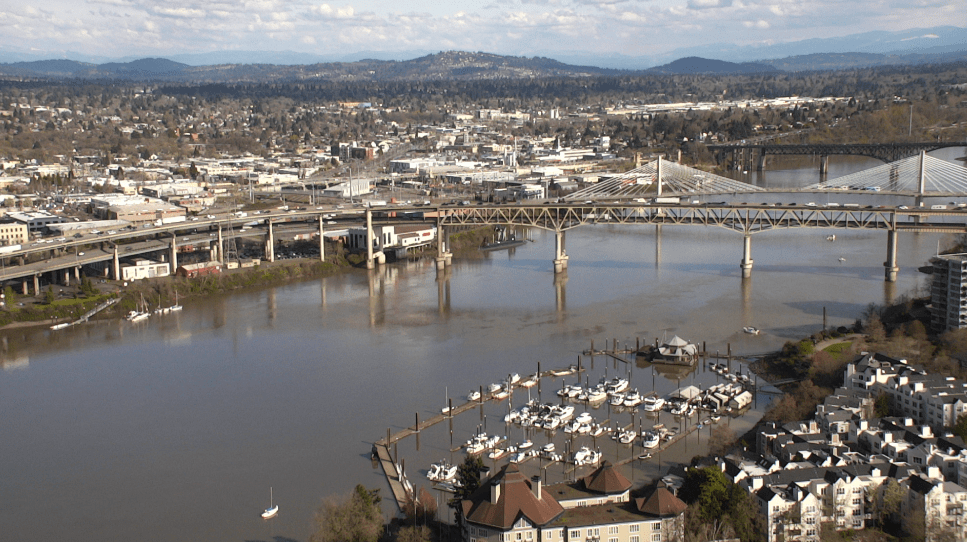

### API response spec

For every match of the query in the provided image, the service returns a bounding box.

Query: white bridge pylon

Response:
[563,158,764,201]
[805,152,967,194]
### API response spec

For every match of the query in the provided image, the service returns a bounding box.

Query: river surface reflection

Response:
[0,147,965,542]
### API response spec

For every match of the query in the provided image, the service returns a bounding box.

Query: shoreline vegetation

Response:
[0,227,493,330]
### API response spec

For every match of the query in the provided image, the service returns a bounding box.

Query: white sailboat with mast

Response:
[261,487,279,519]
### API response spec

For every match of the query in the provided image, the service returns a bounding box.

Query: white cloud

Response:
[150,6,205,18]
[309,4,355,19]
[687,0,733,9]
[742,19,769,29]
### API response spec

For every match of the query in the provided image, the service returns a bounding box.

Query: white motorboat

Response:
[518,439,534,450]
[577,423,592,434]
[609,393,626,406]
[586,387,608,403]
[521,374,539,388]
[554,405,575,421]
[604,377,630,394]
[541,443,556,453]
[575,412,593,425]
[589,424,606,437]
[743,326,760,335]
[488,448,506,459]
[261,487,279,519]
[563,420,580,434]
[642,432,660,449]
[637,453,652,461]
[468,390,481,401]
[126,310,149,322]
[624,390,643,408]
[641,396,665,412]
[427,461,458,482]
[488,383,502,393]
[508,373,521,385]
[618,430,637,444]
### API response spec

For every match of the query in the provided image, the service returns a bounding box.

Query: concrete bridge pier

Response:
[21,280,28,295]
[217,226,224,262]
[553,230,569,274]
[366,210,375,270]
[62,269,70,286]
[756,151,767,171]
[884,229,899,282]
[32,274,39,295]
[266,220,275,263]
[319,216,326,262]
[113,247,121,280]
[740,234,754,279]
[170,236,178,272]
[435,218,450,271]
[819,155,829,175]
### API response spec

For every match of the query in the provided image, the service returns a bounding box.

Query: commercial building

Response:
[121,259,171,281]
[347,224,436,253]
[5,211,66,234]
[175,261,222,278]
[0,220,29,245]
[89,194,186,226]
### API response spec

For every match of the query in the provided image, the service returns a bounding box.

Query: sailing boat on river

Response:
[261,487,278,519]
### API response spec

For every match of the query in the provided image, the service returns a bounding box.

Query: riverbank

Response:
[0,230,499,330]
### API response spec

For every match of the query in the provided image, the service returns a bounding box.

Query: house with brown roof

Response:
[461,463,686,542]
[462,464,564,542]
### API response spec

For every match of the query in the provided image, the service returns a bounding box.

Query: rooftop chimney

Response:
[490,479,501,504]
[531,475,542,500]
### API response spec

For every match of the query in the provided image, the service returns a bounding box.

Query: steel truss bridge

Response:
[435,202,967,280]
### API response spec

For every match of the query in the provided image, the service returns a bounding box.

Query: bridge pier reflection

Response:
[554,270,567,315]
[741,276,752,329]
[436,266,451,316]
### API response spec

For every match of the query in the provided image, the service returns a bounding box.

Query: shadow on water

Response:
[783,300,870,319]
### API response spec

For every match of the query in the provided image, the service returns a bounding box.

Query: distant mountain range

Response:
[0,40,965,83]
[0,52,624,82]
[1,25,965,71]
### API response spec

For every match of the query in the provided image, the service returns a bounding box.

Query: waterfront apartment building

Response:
[930,253,967,332]
[461,463,685,542]
[844,353,967,431]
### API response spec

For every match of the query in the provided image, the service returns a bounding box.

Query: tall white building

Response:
[930,254,967,333]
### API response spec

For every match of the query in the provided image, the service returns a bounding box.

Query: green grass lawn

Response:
[823,342,852,355]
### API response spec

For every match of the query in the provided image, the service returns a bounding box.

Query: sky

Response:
[0,0,964,62]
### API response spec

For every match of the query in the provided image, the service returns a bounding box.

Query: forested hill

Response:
[2,49,966,83]
[646,57,777,74]
[0,51,624,82]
